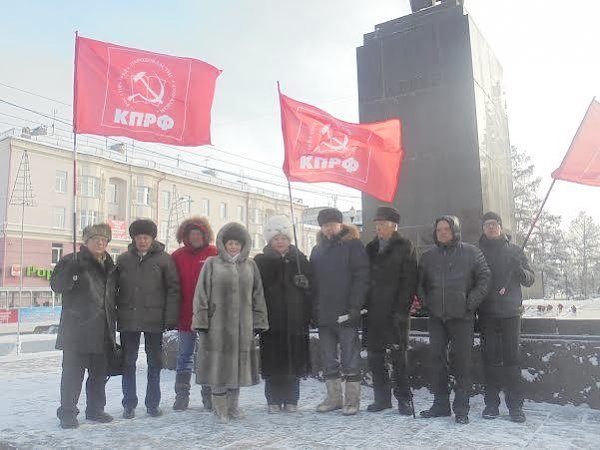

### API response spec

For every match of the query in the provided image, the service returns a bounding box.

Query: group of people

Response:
[50,205,534,429]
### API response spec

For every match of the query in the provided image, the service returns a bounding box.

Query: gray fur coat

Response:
[192,222,269,388]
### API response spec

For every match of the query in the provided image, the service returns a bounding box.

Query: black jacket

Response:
[477,234,535,318]
[50,246,117,354]
[310,224,370,327]
[254,245,312,378]
[418,216,491,320]
[365,232,417,349]
[116,240,180,332]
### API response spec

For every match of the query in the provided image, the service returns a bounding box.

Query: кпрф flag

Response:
[552,98,600,186]
[279,88,404,202]
[73,35,221,146]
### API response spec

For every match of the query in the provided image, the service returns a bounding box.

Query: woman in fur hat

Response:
[192,222,269,423]
[171,216,218,411]
[254,215,313,413]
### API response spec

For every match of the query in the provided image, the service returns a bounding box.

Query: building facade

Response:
[0,129,315,305]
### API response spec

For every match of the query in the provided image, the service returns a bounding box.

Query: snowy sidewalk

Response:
[2,352,600,449]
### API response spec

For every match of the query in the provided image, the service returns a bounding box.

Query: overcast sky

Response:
[0,0,598,224]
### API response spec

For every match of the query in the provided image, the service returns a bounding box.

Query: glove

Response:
[254,329,263,337]
[293,274,310,290]
[340,308,361,327]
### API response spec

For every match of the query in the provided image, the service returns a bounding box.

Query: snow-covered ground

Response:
[522,297,600,319]
[2,352,600,449]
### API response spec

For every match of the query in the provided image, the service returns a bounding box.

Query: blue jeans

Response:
[121,331,163,410]
[318,325,361,380]
[176,331,197,374]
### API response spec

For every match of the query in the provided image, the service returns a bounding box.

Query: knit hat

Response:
[82,223,112,243]
[129,219,157,239]
[317,208,343,226]
[263,215,293,243]
[221,225,247,246]
[373,206,400,224]
[482,211,502,227]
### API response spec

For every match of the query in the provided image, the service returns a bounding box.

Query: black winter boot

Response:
[367,387,392,412]
[420,397,451,418]
[85,410,114,423]
[201,385,213,411]
[397,398,413,416]
[482,405,499,419]
[509,408,526,423]
[173,373,192,411]
[60,416,79,429]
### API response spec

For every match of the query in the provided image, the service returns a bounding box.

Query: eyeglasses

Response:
[89,236,108,243]
[483,221,500,229]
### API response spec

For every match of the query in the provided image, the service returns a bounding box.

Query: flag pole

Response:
[73,31,79,260]
[520,179,556,250]
[286,178,303,276]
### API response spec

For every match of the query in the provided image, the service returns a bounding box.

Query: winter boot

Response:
[172,373,192,411]
[268,404,282,413]
[420,397,451,418]
[284,404,298,413]
[212,393,229,424]
[397,398,413,416]
[316,378,343,413]
[455,413,470,424]
[482,405,499,419]
[509,408,526,423]
[59,416,79,429]
[201,385,213,411]
[367,386,392,412]
[342,381,361,416]
[227,389,244,419]
[85,410,114,423]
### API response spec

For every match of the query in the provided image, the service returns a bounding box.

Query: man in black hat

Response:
[364,206,417,415]
[418,215,490,424]
[478,212,534,423]
[116,219,180,419]
[310,208,369,416]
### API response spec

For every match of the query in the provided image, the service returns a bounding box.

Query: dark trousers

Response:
[428,316,474,415]
[264,375,300,405]
[121,331,163,410]
[318,325,361,380]
[57,350,107,419]
[368,324,410,404]
[479,316,523,410]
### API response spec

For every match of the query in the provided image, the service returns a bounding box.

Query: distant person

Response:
[418,215,490,424]
[50,224,117,429]
[477,212,534,423]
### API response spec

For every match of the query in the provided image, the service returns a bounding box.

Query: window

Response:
[80,210,99,229]
[220,202,228,219]
[181,195,192,214]
[51,243,63,265]
[80,176,100,198]
[201,198,210,216]
[253,208,263,224]
[107,182,118,204]
[161,191,171,210]
[55,171,67,193]
[135,186,151,206]
[52,207,65,229]
[159,220,169,241]
[253,233,264,250]
[237,205,245,223]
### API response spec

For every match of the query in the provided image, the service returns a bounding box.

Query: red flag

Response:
[279,89,403,202]
[551,99,600,186]
[73,35,221,146]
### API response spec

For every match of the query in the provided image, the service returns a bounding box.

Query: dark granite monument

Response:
[357,3,514,250]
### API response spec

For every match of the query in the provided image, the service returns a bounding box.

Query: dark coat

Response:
[50,246,117,354]
[477,234,535,318]
[192,222,269,388]
[116,240,180,332]
[365,232,417,349]
[254,245,312,378]
[310,224,370,327]
[418,217,491,320]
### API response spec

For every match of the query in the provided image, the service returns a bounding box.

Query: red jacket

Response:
[172,244,218,331]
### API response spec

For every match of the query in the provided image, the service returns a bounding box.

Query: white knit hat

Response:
[263,215,293,243]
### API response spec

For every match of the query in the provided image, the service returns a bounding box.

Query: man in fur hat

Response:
[310,207,369,416]
[116,219,180,419]
[171,216,218,411]
[364,206,417,415]
[50,223,117,429]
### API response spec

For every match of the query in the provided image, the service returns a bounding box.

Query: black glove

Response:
[254,329,263,337]
[293,274,310,290]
